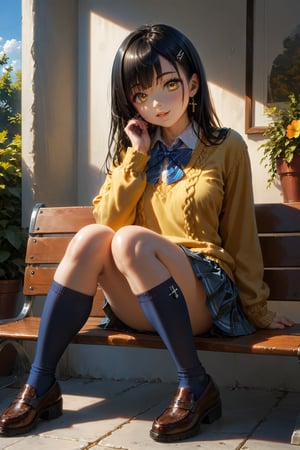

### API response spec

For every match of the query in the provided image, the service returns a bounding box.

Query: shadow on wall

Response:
[88,0,246,100]
[21,157,105,225]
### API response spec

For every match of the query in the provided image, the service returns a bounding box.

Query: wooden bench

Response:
[0,202,300,443]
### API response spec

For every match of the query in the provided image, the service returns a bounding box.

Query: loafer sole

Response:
[150,398,222,443]
[0,397,63,437]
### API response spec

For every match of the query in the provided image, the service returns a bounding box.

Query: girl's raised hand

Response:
[125,118,151,155]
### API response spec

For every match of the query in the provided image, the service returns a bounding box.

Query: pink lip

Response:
[156,111,169,118]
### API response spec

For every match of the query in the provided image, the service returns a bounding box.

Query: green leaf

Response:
[4,227,22,249]
[0,250,10,263]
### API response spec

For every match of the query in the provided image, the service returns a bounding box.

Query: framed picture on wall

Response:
[245,0,300,134]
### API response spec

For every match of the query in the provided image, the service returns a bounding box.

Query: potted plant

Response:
[259,93,300,202]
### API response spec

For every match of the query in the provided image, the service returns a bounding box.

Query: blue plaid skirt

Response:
[179,246,255,336]
[99,246,255,337]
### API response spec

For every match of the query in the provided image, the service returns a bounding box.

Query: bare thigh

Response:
[100,226,213,336]
[54,223,148,329]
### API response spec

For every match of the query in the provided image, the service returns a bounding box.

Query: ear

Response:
[188,73,199,97]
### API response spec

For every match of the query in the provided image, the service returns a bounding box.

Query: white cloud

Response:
[0,38,22,73]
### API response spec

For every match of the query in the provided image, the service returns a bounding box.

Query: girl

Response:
[0,24,293,443]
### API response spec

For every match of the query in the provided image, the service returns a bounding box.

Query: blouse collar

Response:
[151,123,199,150]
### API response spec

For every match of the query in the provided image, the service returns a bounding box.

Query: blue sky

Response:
[0,0,22,72]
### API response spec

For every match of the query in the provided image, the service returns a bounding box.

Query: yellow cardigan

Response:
[93,129,274,329]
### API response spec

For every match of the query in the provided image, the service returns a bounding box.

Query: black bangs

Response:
[122,40,163,100]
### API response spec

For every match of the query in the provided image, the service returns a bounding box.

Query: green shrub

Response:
[0,55,25,280]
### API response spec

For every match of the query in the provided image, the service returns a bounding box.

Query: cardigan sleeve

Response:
[92,148,149,230]
[218,136,275,328]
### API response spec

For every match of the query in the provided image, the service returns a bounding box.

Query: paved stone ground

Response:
[0,378,299,449]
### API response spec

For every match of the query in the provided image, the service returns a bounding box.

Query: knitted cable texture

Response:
[183,147,209,239]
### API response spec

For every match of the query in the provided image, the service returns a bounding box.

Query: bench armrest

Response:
[0,295,32,325]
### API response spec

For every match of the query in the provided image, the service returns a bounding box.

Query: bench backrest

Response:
[255,202,300,301]
[24,202,300,317]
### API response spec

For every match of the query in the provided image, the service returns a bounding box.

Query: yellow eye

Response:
[166,79,181,91]
[133,92,148,104]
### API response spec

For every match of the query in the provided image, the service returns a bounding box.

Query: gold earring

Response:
[189,97,197,114]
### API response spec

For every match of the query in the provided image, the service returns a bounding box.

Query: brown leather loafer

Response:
[150,376,221,442]
[0,382,63,436]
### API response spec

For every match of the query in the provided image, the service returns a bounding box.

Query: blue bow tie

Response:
[146,140,193,185]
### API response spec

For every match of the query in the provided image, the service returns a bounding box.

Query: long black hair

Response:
[106,23,226,170]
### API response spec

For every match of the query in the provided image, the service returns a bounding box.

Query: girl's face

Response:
[130,56,198,135]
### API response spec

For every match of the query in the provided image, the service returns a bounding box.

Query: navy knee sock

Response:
[137,277,208,399]
[27,281,93,397]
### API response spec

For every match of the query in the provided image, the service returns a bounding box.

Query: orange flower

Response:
[286,119,300,139]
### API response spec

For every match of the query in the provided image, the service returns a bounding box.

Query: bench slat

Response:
[23,267,104,317]
[260,235,300,267]
[23,266,56,294]
[30,203,300,235]
[32,206,94,234]
[255,202,300,232]
[264,270,300,301]
[32,203,300,235]
[26,235,300,267]
[26,236,72,264]
[0,317,299,356]
[24,265,300,302]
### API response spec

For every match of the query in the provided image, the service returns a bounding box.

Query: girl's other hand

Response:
[125,118,151,155]
[267,312,295,330]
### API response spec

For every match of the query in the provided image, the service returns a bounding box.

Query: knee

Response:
[65,224,114,263]
[111,225,150,271]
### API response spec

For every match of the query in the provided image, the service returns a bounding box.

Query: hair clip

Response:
[176,49,184,62]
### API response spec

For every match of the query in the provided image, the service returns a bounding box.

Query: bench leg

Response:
[0,340,31,389]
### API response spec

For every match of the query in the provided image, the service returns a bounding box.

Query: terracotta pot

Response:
[0,279,21,376]
[276,154,300,203]
[0,279,21,320]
